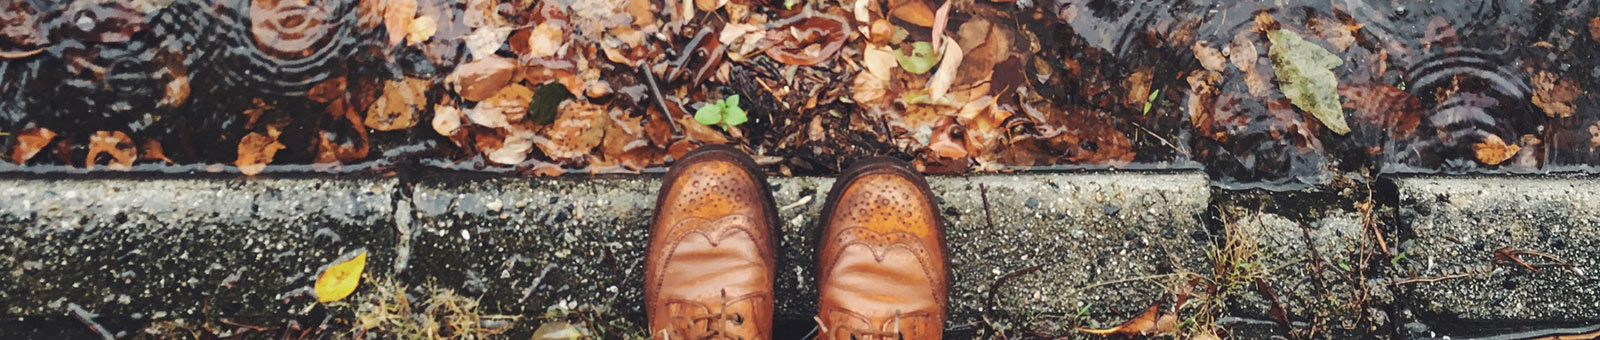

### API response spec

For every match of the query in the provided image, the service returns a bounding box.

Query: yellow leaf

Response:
[315,252,367,303]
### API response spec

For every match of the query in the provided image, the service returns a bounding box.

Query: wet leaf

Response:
[896,42,940,74]
[86,131,136,170]
[1078,304,1160,336]
[1125,68,1153,109]
[1473,134,1520,166]
[536,101,608,160]
[531,83,571,125]
[140,139,172,163]
[1339,84,1422,138]
[465,26,512,60]
[1191,41,1226,72]
[383,0,418,46]
[852,72,889,104]
[365,78,429,131]
[451,56,517,102]
[407,15,438,45]
[487,133,533,165]
[314,251,366,303]
[0,1,47,59]
[236,132,286,176]
[531,321,588,339]
[9,128,54,164]
[1268,29,1348,135]
[1531,71,1580,119]
[308,77,347,104]
[1591,17,1600,42]
[432,104,463,136]
[527,22,565,59]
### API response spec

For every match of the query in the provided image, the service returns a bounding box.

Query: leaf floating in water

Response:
[236,132,286,176]
[315,251,367,303]
[365,78,429,131]
[530,82,571,125]
[9,128,55,164]
[86,131,136,171]
[1472,134,1520,166]
[1531,71,1579,119]
[1267,29,1348,135]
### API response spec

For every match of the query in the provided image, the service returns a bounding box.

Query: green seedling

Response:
[694,95,748,128]
[1143,89,1160,114]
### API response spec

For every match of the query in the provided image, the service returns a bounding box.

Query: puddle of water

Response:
[0,0,1594,189]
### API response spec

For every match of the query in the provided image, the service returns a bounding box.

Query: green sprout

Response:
[1143,89,1160,114]
[895,42,940,75]
[694,95,748,128]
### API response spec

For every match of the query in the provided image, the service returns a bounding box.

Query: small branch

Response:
[1385,270,1486,286]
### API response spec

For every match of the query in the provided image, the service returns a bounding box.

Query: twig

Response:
[979,184,995,229]
[220,319,272,332]
[1130,121,1188,158]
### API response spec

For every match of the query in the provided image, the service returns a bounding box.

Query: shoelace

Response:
[816,311,904,340]
[670,289,747,340]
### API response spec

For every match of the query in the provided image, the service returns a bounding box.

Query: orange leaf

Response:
[1078,304,1161,336]
[236,132,286,176]
[86,131,137,170]
[365,78,429,131]
[10,127,55,164]
[1472,134,1521,166]
[383,0,418,47]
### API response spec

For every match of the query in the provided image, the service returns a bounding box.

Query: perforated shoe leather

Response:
[815,158,950,340]
[645,145,779,340]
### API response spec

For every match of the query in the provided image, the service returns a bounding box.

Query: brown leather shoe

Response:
[645,145,779,340]
[815,158,949,339]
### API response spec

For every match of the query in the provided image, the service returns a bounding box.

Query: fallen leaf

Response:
[140,139,172,163]
[852,72,889,104]
[527,22,565,59]
[1589,123,1600,149]
[1310,16,1355,52]
[1339,84,1422,138]
[432,104,463,136]
[864,44,898,81]
[764,15,850,66]
[487,133,534,165]
[314,251,366,303]
[1229,31,1258,73]
[86,131,136,170]
[236,132,286,176]
[1192,41,1226,72]
[451,56,518,102]
[383,0,418,47]
[535,101,608,160]
[897,41,941,75]
[531,321,588,339]
[926,35,963,99]
[1078,304,1160,336]
[1473,134,1520,165]
[308,77,347,103]
[407,15,438,45]
[1268,29,1348,135]
[465,26,512,60]
[1531,71,1580,119]
[250,0,337,59]
[9,128,54,164]
[1591,17,1600,42]
[1125,68,1153,109]
[890,0,935,27]
[478,83,535,123]
[365,78,429,131]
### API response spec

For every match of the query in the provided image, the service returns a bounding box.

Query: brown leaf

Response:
[486,133,533,165]
[1125,68,1153,108]
[889,0,935,27]
[1192,41,1226,72]
[1339,84,1422,138]
[86,131,137,170]
[926,34,963,99]
[308,77,347,103]
[450,56,518,102]
[1229,31,1258,73]
[1310,16,1355,52]
[1531,71,1580,118]
[1473,134,1520,166]
[1078,304,1160,336]
[365,78,429,131]
[383,0,418,46]
[432,103,463,136]
[764,15,850,66]
[236,132,286,176]
[140,139,172,163]
[526,22,565,59]
[477,83,534,123]
[535,101,608,160]
[10,127,55,164]
[955,20,1010,88]
[1591,17,1600,42]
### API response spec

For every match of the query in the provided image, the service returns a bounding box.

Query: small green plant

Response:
[1143,89,1160,114]
[694,95,749,128]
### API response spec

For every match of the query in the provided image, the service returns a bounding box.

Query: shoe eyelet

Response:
[732,313,744,325]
